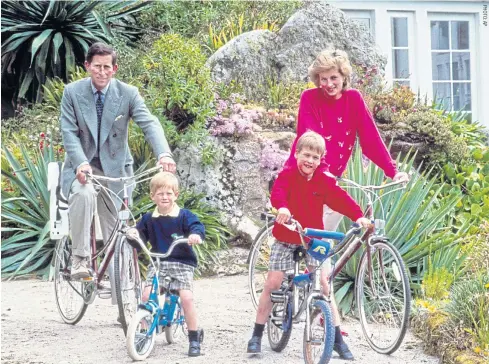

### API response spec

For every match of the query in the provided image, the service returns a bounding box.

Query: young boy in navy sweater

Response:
[247,131,370,359]
[134,171,205,357]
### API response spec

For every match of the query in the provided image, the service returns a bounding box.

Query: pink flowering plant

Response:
[208,94,260,139]
[260,138,289,182]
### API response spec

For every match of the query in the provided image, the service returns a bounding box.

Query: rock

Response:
[206,1,386,100]
[200,247,250,277]
[206,30,276,97]
[273,1,386,82]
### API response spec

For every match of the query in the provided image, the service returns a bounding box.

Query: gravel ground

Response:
[1,275,439,364]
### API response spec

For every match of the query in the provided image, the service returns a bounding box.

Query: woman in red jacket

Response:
[282,49,408,360]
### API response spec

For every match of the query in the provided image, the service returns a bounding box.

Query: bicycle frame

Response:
[75,166,163,290]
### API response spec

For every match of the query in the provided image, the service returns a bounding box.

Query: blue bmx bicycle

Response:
[249,178,411,363]
[125,237,203,361]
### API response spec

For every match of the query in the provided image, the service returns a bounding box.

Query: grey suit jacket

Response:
[60,77,171,198]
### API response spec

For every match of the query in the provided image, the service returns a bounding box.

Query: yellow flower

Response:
[474,347,482,354]
[484,283,489,289]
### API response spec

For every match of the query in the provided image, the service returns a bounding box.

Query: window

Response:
[342,10,374,36]
[391,17,410,87]
[431,20,472,112]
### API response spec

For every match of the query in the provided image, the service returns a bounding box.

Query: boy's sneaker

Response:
[188,329,204,357]
[71,256,90,280]
[247,336,262,353]
[333,342,354,360]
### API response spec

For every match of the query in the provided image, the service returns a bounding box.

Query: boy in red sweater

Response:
[247,131,370,359]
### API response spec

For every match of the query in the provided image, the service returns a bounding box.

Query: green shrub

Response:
[138,34,214,133]
[1,141,60,279]
[441,147,489,226]
[445,273,489,353]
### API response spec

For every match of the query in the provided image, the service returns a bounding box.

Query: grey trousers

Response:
[68,165,120,304]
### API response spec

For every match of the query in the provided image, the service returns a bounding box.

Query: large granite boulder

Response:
[206,30,276,96]
[206,1,386,97]
[175,131,295,245]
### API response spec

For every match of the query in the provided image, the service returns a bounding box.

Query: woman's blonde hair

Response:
[308,49,352,89]
[150,171,179,194]
[296,130,326,157]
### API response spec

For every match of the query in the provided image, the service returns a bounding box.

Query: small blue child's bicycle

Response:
[125,237,202,361]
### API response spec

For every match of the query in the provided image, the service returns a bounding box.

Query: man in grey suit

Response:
[60,43,175,292]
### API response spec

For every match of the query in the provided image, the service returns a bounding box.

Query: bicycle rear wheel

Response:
[267,299,293,352]
[303,300,335,364]
[126,309,156,361]
[114,235,142,336]
[53,236,88,324]
[165,300,187,343]
[248,222,274,309]
[355,238,411,354]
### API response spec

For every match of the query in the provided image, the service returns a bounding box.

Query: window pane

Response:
[452,52,471,80]
[352,18,371,31]
[432,52,450,80]
[393,49,409,78]
[431,21,449,50]
[451,21,469,49]
[453,83,471,111]
[392,17,408,47]
[433,83,451,110]
[394,80,410,88]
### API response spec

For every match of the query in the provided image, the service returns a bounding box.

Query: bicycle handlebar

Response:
[336,176,407,191]
[85,165,163,184]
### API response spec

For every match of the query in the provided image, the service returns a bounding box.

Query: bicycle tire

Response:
[303,300,335,364]
[248,221,274,309]
[126,309,156,361]
[355,238,411,354]
[114,234,142,336]
[267,300,293,352]
[53,236,88,325]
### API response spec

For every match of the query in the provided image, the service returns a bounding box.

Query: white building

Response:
[328,0,489,128]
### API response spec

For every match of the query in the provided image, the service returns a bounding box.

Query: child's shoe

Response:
[247,336,262,353]
[188,329,203,357]
[333,342,354,360]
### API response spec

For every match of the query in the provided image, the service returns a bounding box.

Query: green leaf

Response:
[30,29,54,67]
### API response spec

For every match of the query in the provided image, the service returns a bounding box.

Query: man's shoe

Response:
[333,342,354,360]
[188,340,201,357]
[247,336,262,354]
[71,256,90,280]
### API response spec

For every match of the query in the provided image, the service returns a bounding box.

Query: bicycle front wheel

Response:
[248,222,274,309]
[355,238,411,354]
[303,300,335,364]
[126,309,156,361]
[53,236,88,324]
[114,235,142,336]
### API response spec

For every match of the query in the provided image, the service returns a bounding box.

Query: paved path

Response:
[1,275,438,364]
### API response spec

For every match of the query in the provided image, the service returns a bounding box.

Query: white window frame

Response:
[427,13,477,115]
[342,9,375,36]
[388,11,416,90]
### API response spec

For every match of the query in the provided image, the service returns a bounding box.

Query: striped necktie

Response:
[96,91,103,155]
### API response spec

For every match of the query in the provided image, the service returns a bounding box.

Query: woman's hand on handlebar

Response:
[393,171,409,182]
[356,217,372,229]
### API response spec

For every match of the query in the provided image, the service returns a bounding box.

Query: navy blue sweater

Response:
[136,208,205,268]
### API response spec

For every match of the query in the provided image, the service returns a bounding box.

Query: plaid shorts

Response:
[146,261,194,291]
[269,240,331,272]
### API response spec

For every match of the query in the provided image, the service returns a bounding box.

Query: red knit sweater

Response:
[271,167,364,245]
[284,88,398,178]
